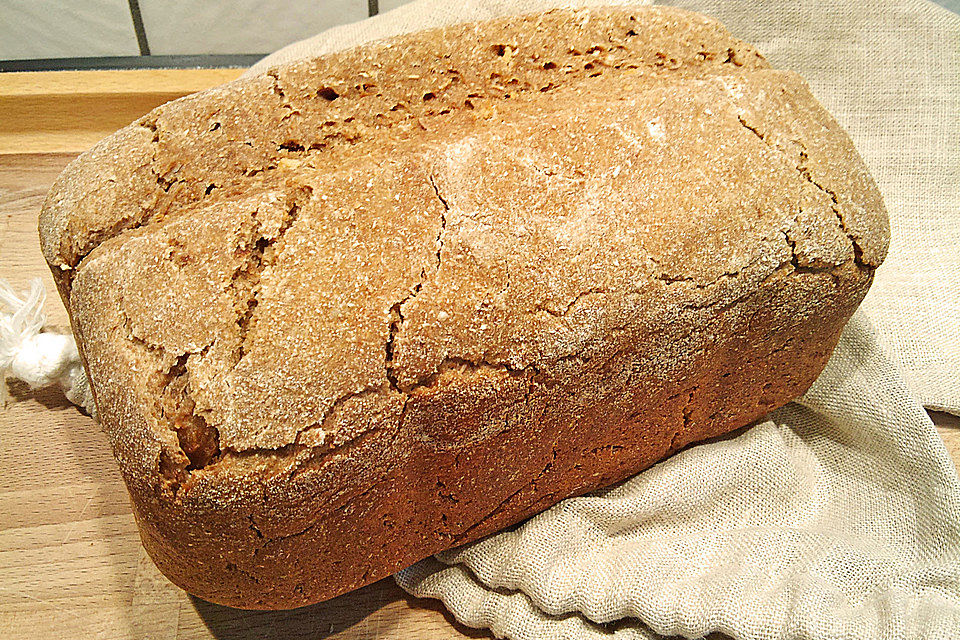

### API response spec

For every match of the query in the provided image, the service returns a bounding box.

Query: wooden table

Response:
[1,69,958,640]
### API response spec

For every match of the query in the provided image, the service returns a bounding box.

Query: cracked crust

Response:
[40,6,888,609]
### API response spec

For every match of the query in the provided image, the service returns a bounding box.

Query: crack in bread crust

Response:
[734,113,867,265]
[43,7,768,274]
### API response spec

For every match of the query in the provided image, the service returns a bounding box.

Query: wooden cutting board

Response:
[0,69,957,640]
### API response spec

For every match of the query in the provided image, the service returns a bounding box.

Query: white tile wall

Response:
[138,0,367,55]
[937,0,960,13]
[0,0,139,60]
[379,0,414,13]
[1,1,955,62]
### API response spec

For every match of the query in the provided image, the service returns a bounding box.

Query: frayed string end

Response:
[0,277,96,417]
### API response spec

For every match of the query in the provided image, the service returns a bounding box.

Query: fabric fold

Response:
[398,312,960,639]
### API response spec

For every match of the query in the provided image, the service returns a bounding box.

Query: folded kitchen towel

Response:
[396,311,960,639]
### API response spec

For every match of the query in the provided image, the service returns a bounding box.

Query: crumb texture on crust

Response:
[44,6,888,608]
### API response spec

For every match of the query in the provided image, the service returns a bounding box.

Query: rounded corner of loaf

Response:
[39,121,161,286]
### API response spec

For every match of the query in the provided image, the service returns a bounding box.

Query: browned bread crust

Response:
[40,6,888,609]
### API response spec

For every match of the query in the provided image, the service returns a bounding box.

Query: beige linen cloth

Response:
[251,1,956,638]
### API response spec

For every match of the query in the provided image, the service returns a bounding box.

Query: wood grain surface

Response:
[0,69,243,155]
[1,71,958,640]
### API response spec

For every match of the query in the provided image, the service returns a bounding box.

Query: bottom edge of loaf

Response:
[120,264,869,610]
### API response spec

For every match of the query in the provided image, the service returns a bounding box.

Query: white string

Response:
[0,278,95,417]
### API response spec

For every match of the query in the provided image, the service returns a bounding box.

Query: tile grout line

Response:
[127,0,151,56]
[0,54,264,72]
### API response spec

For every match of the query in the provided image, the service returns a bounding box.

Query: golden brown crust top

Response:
[41,6,774,269]
[43,6,888,503]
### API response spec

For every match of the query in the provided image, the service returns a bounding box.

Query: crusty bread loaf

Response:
[40,6,888,609]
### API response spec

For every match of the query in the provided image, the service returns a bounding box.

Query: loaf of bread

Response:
[40,6,889,609]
